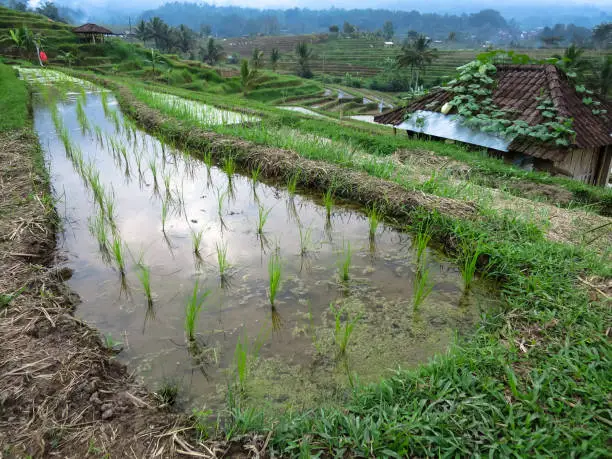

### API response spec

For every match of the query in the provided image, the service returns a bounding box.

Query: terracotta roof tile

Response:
[375,64,612,160]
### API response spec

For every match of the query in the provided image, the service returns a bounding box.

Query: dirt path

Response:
[0,129,222,458]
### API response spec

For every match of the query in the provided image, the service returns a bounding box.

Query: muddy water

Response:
[28,73,497,413]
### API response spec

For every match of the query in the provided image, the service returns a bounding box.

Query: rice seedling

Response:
[216,242,230,282]
[461,240,484,290]
[103,188,117,228]
[202,150,213,168]
[233,329,267,393]
[330,303,359,356]
[298,225,313,256]
[223,156,236,178]
[323,187,334,218]
[76,98,90,132]
[58,125,73,157]
[287,171,300,196]
[192,229,204,256]
[137,263,153,307]
[413,265,433,311]
[155,379,179,406]
[100,90,110,116]
[251,165,262,185]
[414,227,432,264]
[110,236,126,275]
[339,241,352,282]
[185,280,210,342]
[103,333,123,352]
[367,205,381,240]
[256,204,271,235]
[88,210,109,254]
[268,253,282,306]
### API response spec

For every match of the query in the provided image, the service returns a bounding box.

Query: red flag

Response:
[39,51,48,62]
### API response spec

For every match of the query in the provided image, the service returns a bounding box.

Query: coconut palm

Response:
[8,26,35,59]
[240,59,258,95]
[147,17,171,51]
[396,34,439,91]
[270,48,281,72]
[553,44,591,81]
[135,20,150,43]
[295,41,313,78]
[251,48,264,69]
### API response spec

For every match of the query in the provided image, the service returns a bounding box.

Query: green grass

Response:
[268,253,282,306]
[185,280,209,342]
[0,64,29,132]
[67,69,612,456]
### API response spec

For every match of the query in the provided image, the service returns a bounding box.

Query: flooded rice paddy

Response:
[24,69,497,413]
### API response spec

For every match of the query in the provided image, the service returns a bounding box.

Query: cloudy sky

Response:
[29,0,612,11]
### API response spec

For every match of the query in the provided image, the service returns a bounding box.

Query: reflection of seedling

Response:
[339,241,352,282]
[268,253,282,306]
[330,303,359,356]
[216,188,228,218]
[76,98,90,132]
[148,158,159,190]
[161,197,170,232]
[367,205,380,240]
[298,225,313,256]
[88,210,109,254]
[256,204,271,235]
[185,280,210,342]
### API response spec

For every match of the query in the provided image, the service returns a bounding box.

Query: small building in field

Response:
[374,64,612,186]
[73,23,114,43]
[384,41,394,48]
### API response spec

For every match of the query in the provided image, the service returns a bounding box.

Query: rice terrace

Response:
[0,1,611,458]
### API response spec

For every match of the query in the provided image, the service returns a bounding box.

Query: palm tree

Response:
[240,59,258,95]
[8,26,35,59]
[270,48,281,72]
[201,37,224,65]
[295,41,313,78]
[396,34,439,91]
[177,24,194,54]
[147,17,170,51]
[135,20,149,43]
[251,48,264,69]
[553,44,591,81]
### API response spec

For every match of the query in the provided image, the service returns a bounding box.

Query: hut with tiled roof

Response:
[73,23,114,43]
[375,64,612,186]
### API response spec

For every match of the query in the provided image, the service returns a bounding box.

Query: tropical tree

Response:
[553,44,591,81]
[382,21,394,41]
[145,17,172,51]
[240,59,258,95]
[295,41,313,78]
[343,21,355,35]
[251,47,264,69]
[135,20,150,43]
[592,22,611,49]
[36,1,62,21]
[270,48,281,71]
[329,25,339,34]
[396,34,439,91]
[145,48,163,74]
[597,56,612,97]
[59,51,76,67]
[201,37,224,65]
[176,24,195,54]
[199,24,212,38]
[8,26,35,59]
[448,31,457,42]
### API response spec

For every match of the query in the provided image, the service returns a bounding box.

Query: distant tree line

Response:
[139,3,520,42]
[3,0,72,23]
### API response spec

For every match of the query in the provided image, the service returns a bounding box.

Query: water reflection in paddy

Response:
[28,73,496,411]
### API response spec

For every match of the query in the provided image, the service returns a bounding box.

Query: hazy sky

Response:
[29,0,612,11]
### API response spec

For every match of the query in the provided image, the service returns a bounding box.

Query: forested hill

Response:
[139,2,515,41]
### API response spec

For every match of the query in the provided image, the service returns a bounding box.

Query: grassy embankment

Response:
[84,69,612,456]
[96,71,612,221]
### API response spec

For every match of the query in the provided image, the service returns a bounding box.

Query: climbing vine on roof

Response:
[443,56,576,147]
